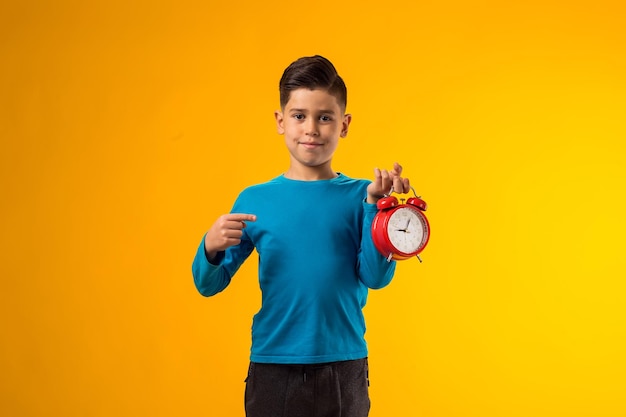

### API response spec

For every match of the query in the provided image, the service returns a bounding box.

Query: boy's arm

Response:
[357,202,397,289]
[192,233,255,296]
[358,162,411,288]
[192,237,227,296]
[192,212,257,297]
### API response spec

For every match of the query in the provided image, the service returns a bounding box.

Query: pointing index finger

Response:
[227,213,257,222]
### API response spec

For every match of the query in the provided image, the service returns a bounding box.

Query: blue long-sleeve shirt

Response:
[192,174,396,364]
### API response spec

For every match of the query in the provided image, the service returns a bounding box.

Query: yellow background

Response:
[2,1,625,416]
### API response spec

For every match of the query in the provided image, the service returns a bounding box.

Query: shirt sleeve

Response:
[191,230,255,297]
[357,201,397,289]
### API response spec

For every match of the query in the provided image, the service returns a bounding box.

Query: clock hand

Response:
[396,219,411,232]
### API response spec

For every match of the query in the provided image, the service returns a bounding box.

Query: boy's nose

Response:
[305,120,319,136]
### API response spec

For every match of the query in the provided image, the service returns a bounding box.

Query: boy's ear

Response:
[274,110,285,134]
[340,113,352,138]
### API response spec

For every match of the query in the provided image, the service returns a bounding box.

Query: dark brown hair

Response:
[279,55,347,111]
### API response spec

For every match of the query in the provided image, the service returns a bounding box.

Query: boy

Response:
[192,55,411,417]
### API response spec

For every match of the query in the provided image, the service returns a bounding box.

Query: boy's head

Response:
[279,55,347,112]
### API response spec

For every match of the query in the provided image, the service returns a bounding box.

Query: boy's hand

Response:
[204,213,257,262]
[367,162,410,204]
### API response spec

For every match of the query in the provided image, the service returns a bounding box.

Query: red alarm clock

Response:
[371,187,430,262]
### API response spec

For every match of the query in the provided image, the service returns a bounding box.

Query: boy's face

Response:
[275,88,351,178]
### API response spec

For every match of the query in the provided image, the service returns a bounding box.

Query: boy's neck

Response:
[284,165,338,181]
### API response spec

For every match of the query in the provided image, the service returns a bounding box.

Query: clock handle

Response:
[387,185,421,198]
[388,185,427,211]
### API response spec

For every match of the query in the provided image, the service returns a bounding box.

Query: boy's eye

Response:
[320,115,332,122]
[293,114,305,120]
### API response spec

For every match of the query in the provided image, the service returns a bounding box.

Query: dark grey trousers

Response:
[244,358,370,417]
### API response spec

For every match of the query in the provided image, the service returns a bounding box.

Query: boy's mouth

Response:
[300,142,323,149]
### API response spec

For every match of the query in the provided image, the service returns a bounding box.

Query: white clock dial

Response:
[386,207,425,254]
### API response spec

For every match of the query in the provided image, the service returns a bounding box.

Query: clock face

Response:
[386,207,427,254]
